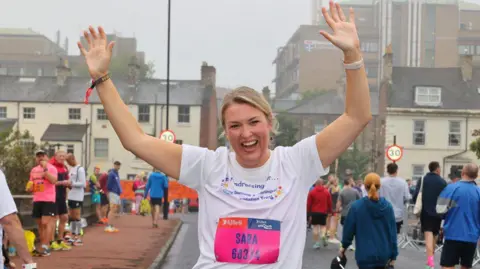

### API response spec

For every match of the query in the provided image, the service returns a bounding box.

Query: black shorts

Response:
[68,200,83,209]
[100,193,109,206]
[420,213,442,235]
[56,198,68,215]
[150,198,163,206]
[440,239,477,268]
[310,213,327,226]
[32,202,57,218]
[396,221,403,234]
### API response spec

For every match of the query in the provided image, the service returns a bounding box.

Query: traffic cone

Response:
[131,202,136,215]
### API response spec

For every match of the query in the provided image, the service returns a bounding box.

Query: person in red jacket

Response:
[307,178,332,249]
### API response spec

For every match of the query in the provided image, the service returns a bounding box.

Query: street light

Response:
[163,0,172,220]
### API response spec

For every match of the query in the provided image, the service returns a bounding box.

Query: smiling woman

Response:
[77,0,371,267]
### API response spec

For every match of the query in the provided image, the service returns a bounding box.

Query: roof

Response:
[0,28,41,36]
[40,124,88,142]
[460,0,480,10]
[0,119,16,133]
[0,76,206,105]
[388,66,480,110]
[286,89,379,115]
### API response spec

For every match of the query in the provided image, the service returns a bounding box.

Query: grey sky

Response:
[1,0,314,90]
[2,0,479,91]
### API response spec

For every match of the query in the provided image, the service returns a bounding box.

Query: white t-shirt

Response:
[67,165,86,202]
[179,135,328,269]
[0,169,18,264]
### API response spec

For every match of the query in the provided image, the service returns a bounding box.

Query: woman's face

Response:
[224,103,271,168]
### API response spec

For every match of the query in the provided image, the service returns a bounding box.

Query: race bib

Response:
[33,182,44,192]
[214,217,280,264]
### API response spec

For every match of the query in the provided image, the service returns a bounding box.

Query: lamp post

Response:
[163,0,172,220]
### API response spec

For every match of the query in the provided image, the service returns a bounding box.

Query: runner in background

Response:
[49,151,71,251]
[327,175,341,244]
[145,170,168,228]
[98,170,109,224]
[66,153,86,246]
[105,162,122,233]
[307,179,332,249]
[337,178,361,251]
[89,166,103,224]
[132,173,147,215]
[26,150,58,257]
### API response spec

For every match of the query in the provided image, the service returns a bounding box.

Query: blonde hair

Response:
[364,172,381,201]
[220,86,279,136]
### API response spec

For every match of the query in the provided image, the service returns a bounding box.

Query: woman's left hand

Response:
[320,0,360,54]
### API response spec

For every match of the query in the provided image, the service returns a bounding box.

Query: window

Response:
[68,108,81,120]
[178,105,190,123]
[365,66,378,78]
[67,144,74,154]
[138,105,150,123]
[414,86,441,106]
[360,42,378,53]
[314,124,324,134]
[412,165,425,182]
[97,109,108,120]
[94,138,109,158]
[175,140,183,145]
[126,174,136,180]
[413,120,425,145]
[47,145,56,157]
[458,45,475,55]
[448,121,461,146]
[23,107,35,119]
[0,107,6,119]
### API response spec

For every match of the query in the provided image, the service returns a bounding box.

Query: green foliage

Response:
[0,129,40,194]
[336,143,371,180]
[470,137,480,159]
[298,89,328,103]
[217,123,226,147]
[274,114,299,146]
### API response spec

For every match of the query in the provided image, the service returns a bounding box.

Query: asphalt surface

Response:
[161,213,479,269]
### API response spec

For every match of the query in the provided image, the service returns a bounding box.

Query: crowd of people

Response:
[0,147,175,269]
[307,161,480,269]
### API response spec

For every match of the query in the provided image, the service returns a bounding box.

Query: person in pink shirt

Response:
[132,173,147,214]
[26,149,58,257]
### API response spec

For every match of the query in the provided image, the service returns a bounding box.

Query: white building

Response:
[383,54,480,181]
[0,62,218,179]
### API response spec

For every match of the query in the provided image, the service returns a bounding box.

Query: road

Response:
[161,213,477,269]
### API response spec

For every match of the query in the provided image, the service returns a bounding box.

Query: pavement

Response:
[162,213,480,269]
[11,215,181,269]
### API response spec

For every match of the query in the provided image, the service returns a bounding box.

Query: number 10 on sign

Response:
[160,130,176,143]
[386,145,403,162]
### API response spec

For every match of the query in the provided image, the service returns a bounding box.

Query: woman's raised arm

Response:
[78,26,182,179]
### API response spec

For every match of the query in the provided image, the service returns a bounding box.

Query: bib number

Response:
[214,217,280,264]
[33,182,44,192]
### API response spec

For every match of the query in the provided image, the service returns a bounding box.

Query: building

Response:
[381,52,480,181]
[273,2,380,99]
[0,62,218,180]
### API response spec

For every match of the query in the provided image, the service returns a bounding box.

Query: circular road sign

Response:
[160,130,176,143]
[386,145,403,162]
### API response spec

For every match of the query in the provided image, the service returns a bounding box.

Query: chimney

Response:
[262,86,271,104]
[459,54,473,81]
[201,61,216,89]
[128,56,141,85]
[383,44,393,81]
[56,57,71,87]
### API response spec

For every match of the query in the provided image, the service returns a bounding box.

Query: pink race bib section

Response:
[214,217,281,264]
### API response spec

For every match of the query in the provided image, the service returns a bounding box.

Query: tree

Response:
[335,143,371,180]
[217,123,226,148]
[0,129,41,194]
[297,89,328,104]
[274,113,299,146]
[470,137,480,159]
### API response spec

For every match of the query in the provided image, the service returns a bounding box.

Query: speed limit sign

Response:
[386,145,403,162]
[160,130,176,143]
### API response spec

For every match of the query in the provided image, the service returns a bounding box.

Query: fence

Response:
[398,204,480,266]
[13,193,97,231]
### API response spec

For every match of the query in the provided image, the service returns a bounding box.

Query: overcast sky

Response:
[1,0,479,91]
[0,0,316,91]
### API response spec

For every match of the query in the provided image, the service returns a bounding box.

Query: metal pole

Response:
[166,0,171,130]
[163,0,171,220]
[393,135,397,164]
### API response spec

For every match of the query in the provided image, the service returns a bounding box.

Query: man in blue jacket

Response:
[145,170,169,228]
[436,163,480,269]
[105,161,122,233]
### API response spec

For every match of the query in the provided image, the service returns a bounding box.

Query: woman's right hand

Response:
[77,26,115,80]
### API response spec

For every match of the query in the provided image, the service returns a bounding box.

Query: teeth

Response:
[242,141,257,146]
